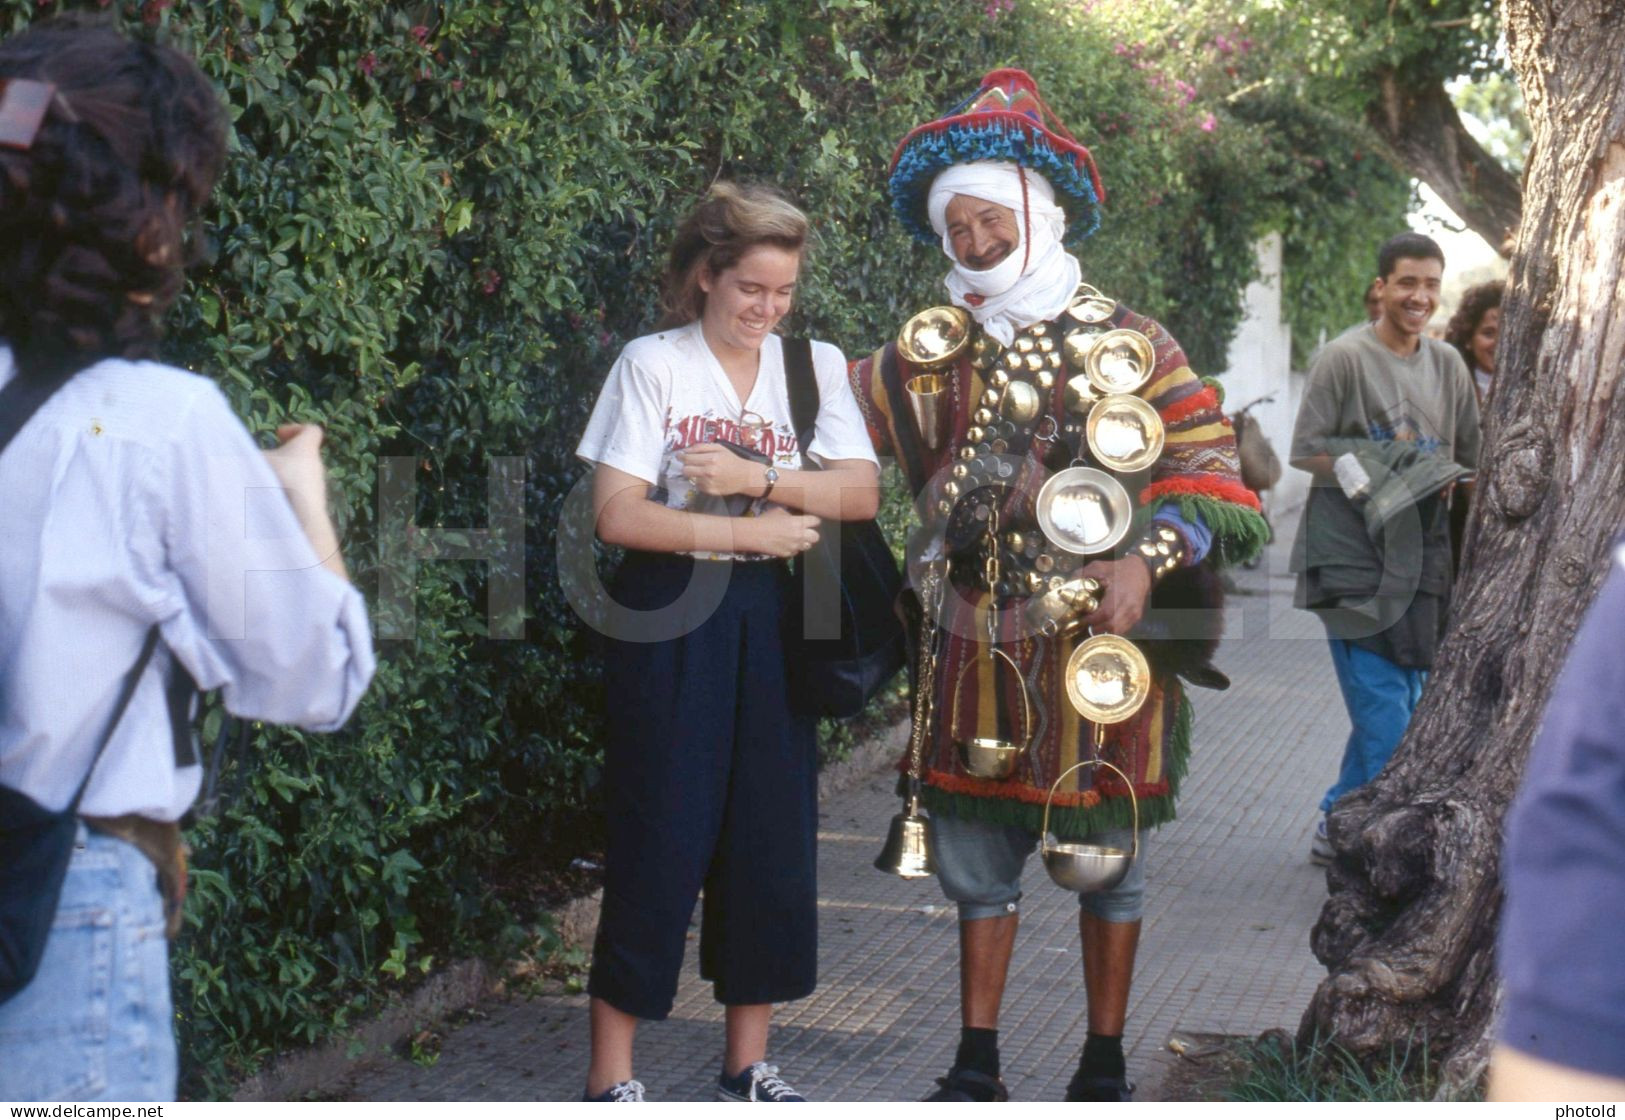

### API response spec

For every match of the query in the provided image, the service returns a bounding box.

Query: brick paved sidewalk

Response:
[336,528,1348,1102]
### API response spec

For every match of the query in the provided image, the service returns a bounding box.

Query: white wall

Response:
[1213,232,1309,518]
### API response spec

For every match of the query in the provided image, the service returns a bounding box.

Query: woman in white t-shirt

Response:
[575,183,880,1102]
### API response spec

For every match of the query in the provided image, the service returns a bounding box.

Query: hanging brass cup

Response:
[905,372,952,450]
[898,305,974,368]
[1035,467,1134,557]
[1064,633,1151,724]
[1086,394,1165,473]
[1040,759,1140,893]
[950,646,1034,781]
[1084,329,1156,396]
[899,307,973,450]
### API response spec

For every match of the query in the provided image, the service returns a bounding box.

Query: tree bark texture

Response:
[1366,72,1525,254]
[1301,0,1625,1094]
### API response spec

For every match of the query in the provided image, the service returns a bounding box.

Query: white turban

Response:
[924,161,1081,346]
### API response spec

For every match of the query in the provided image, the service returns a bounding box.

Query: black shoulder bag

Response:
[782,338,907,719]
[0,367,161,1004]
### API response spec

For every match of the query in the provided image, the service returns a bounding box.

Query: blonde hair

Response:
[658,181,808,328]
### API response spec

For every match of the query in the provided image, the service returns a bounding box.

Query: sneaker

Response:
[1310,815,1334,865]
[584,1079,645,1102]
[922,1065,1009,1102]
[717,1062,806,1102]
[1064,1071,1134,1102]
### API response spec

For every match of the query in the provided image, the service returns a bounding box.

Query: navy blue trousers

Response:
[588,552,819,1020]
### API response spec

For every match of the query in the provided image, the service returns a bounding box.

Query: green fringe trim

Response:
[1135,494,1270,569]
[1200,375,1226,407]
[917,692,1195,841]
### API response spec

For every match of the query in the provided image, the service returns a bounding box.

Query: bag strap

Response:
[69,625,161,814]
[0,363,76,457]
[784,337,820,462]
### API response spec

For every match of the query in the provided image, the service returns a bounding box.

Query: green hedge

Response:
[5,0,1404,1096]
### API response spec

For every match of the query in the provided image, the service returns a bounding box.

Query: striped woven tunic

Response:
[850,301,1267,839]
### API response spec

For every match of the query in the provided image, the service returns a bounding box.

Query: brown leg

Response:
[1079,912,1141,1035]
[960,913,1019,1028]
[587,996,638,1097]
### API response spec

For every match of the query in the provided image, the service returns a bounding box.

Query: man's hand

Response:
[680,442,758,497]
[1074,555,1153,635]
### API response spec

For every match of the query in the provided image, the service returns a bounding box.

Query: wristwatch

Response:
[762,464,779,501]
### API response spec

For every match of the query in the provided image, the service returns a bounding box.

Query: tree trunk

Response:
[1300,0,1625,1094]
[1366,71,1525,254]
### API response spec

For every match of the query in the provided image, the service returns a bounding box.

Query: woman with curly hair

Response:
[1441,281,1503,572]
[1445,280,1504,404]
[0,19,374,1101]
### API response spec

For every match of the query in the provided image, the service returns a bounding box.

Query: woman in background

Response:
[1442,280,1503,572]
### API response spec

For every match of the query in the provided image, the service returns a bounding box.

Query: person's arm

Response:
[592,463,821,558]
[676,444,879,521]
[1489,1045,1625,1101]
[262,423,349,580]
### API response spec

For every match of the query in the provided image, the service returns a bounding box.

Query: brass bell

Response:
[1025,352,1044,373]
[1007,531,1026,552]
[874,795,937,879]
[943,480,961,499]
[959,446,977,461]
[1036,369,1055,391]
[983,387,1002,406]
[1016,336,1036,353]
[966,426,985,444]
[1031,323,1049,337]
[989,368,1010,389]
[937,498,953,515]
[974,407,995,426]
[952,462,970,480]
[1037,335,1056,353]
[1004,350,1024,371]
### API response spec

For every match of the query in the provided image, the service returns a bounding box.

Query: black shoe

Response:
[1064,1072,1134,1102]
[923,1066,1009,1102]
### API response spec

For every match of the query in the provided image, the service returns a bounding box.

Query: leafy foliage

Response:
[4,0,1412,1095]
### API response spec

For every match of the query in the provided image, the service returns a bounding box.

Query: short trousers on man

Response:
[931,811,1147,923]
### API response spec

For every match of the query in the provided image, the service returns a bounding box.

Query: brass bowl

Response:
[956,736,1026,781]
[1084,329,1156,395]
[1086,394,1165,473]
[1040,759,1140,894]
[1064,634,1151,724]
[1042,840,1134,893]
[898,305,973,369]
[1035,467,1133,556]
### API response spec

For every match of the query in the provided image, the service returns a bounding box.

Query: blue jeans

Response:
[0,826,175,1102]
[1321,639,1426,814]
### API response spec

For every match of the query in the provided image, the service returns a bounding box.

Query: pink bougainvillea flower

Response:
[358,52,378,76]
[1200,113,1218,132]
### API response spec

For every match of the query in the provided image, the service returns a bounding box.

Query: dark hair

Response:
[657,181,808,329]
[0,17,226,381]
[1444,280,1505,368]
[1376,232,1445,281]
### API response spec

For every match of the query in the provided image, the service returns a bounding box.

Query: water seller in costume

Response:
[851,69,1267,1101]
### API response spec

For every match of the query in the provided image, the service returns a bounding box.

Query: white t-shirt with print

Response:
[575,322,879,560]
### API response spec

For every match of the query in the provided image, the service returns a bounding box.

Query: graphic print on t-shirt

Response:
[649,407,802,521]
[1365,397,1446,455]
